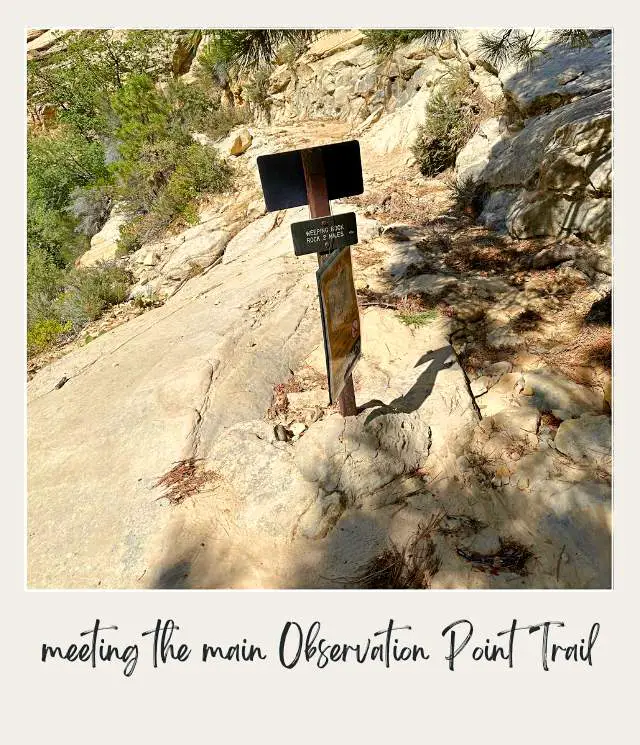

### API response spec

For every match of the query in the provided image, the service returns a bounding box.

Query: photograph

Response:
[26,26,612,590]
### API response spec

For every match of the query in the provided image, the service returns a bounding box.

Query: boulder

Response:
[294,410,433,505]
[486,326,520,350]
[501,33,611,115]
[523,368,604,418]
[554,414,611,465]
[268,65,293,94]
[470,65,504,103]
[478,190,519,232]
[27,29,65,58]
[76,207,128,268]
[298,491,345,540]
[455,118,508,184]
[465,90,611,191]
[230,128,253,156]
[304,30,365,61]
[456,88,611,241]
[507,192,611,242]
[531,243,578,269]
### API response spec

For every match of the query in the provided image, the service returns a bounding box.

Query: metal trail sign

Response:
[290,212,358,256]
[257,140,364,416]
[256,140,363,212]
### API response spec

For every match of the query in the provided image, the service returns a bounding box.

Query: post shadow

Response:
[360,345,456,425]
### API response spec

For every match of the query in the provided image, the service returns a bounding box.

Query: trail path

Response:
[28,119,610,589]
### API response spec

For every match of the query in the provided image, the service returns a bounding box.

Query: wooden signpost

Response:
[257,140,364,416]
[316,245,361,406]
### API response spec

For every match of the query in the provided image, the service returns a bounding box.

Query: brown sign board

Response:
[316,246,361,404]
[256,140,363,212]
[290,212,358,256]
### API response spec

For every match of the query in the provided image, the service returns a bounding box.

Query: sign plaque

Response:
[316,246,361,404]
[290,212,358,256]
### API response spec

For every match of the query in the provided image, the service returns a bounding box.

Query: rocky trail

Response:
[27,31,612,589]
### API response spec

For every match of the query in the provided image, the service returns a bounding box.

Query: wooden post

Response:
[301,147,358,417]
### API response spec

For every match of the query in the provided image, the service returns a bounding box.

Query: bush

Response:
[363,30,427,57]
[27,318,73,357]
[276,37,310,66]
[111,74,234,245]
[446,175,489,215]
[164,78,218,135]
[54,262,133,330]
[27,260,133,357]
[206,105,251,141]
[27,201,86,267]
[363,30,457,58]
[66,185,113,238]
[118,142,232,246]
[411,66,478,177]
[27,128,110,212]
[116,218,143,254]
[27,127,110,267]
[244,66,272,119]
[27,246,66,328]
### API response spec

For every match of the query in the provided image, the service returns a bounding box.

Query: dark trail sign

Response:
[257,140,363,212]
[290,212,358,256]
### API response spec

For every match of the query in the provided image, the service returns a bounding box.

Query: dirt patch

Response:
[443,231,545,275]
[348,178,454,227]
[266,366,327,420]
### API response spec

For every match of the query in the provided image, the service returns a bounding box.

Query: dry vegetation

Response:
[154,458,220,505]
[344,514,443,589]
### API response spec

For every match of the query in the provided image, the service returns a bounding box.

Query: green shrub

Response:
[66,185,113,238]
[411,66,478,177]
[27,246,66,330]
[111,74,234,244]
[398,309,438,327]
[164,78,218,135]
[133,291,165,310]
[206,105,251,141]
[363,30,427,57]
[446,175,490,215]
[27,317,73,357]
[116,218,143,255]
[118,142,232,246]
[110,74,174,169]
[55,263,133,330]
[27,127,109,267]
[27,128,110,212]
[276,37,310,66]
[161,143,232,213]
[27,201,86,267]
[244,66,272,119]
